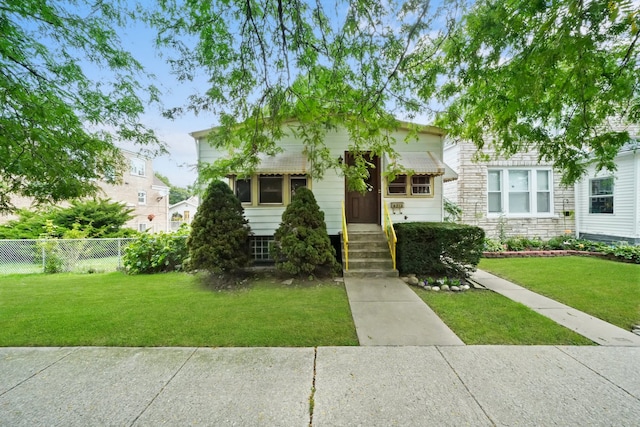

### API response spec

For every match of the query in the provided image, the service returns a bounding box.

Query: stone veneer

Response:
[448,142,575,240]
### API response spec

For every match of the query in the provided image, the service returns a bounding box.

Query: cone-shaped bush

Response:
[271,187,340,277]
[187,180,251,274]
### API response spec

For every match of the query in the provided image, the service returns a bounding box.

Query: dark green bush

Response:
[395,222,485,278]
[271,187,340,277]
[187,180,252,275]
[123,227,189,274]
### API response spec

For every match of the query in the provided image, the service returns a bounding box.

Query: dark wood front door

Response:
[345,152,380,224]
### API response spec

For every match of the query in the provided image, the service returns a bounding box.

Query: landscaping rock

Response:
[462,285,470,290]
[451,286,460,292]
[281,279,294,285]
[441,285,450,291]
[432,286,440,291]
[424,286,432,291]
[408,277,420,286]
[401,277,409,283]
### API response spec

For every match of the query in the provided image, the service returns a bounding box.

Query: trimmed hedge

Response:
[395,222,485,278]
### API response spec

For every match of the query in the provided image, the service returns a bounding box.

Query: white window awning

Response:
[255,151,308,175]
[387,152,458,181]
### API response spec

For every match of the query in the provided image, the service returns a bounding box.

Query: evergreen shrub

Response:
[271,187,340,277]
[187,180,251,275]
[395,222,485,278]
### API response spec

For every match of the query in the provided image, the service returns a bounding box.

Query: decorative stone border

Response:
[483,250,610,259]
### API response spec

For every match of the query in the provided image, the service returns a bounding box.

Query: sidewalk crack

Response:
[308,347,318,427]
[129,347,198,426]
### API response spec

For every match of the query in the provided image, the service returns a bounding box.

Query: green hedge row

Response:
[395,222,485,278]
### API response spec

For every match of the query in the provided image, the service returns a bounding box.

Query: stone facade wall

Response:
[450,142,575,240]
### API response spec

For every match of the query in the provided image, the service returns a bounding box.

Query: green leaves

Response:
[156,0,456,183]
[434,0,640,184]
[0,0,163,212]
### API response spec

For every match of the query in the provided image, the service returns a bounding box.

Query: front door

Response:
[345,152,380,224]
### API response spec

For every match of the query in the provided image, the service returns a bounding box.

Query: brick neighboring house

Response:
[0,149,170,233]
[443,141,575,240]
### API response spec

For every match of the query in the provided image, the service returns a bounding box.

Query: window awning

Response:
[387,152,458,181]
[255,151,308,175]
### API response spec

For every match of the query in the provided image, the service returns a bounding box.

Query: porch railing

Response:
[383,203,397,270]
[341,200,349,271]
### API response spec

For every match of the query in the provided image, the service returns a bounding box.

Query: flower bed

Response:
[483,236,640,264]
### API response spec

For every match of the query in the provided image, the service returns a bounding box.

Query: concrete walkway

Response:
[472,269,640,346]
[343,277,464,346]
[2,346,640,426]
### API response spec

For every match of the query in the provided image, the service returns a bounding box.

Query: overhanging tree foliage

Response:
[0,0,163,213]
[434,0,640,184]
[156,0,638,186]
[155,0,459,191]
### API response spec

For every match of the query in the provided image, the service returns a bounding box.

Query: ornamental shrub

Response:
[187,180,251,275]
[271,187,340,277]
[123,226,189,274]
[395,222,485,278]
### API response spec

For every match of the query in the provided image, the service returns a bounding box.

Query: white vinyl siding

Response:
[488,168,553,216]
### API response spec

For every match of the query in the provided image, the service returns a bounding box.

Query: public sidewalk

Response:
[471,269,640,346]
[1,346,639,426]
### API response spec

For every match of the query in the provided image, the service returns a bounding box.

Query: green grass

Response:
[415,289,594,345]
[0,256,122,275]
[0,272,359,347]
[479,257,640,330]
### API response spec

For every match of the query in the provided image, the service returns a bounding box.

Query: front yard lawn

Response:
[415,289,594,345]
[0,272,359,347]
[479,256,640,331]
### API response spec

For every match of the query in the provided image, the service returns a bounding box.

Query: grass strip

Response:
[479,257,640,330]
[415,289,594,345]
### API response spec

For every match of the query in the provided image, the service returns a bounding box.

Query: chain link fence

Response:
[0,238,136,275]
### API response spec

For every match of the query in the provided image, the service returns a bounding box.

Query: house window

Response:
[388,175,407,195]
[387,175,433,196]
[235,178,252,203]
[184,211,190,222]
[130,158,146,176]
[290,176,307,197]
[589,177,614,214]
[138,191,146,205]
[138,223,147,232]
[488,170,502,213]
[411,176,431,195]
[251,236,274,261]
[487,169,553,215]
[259,176,283,204]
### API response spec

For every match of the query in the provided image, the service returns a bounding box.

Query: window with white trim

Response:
[487,169,552,215]
[130,158,146,176]
[387,175,433,196]
[138,223,147,232]
[589,177,613,214]
[138,191,146,205]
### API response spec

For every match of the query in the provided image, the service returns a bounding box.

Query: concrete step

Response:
[343,268,399,278]
[346,258,394,270]
[348,248,392,259]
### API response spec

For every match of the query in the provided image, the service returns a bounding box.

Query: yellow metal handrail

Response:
[341,201,349,271]
[383,203,397,270]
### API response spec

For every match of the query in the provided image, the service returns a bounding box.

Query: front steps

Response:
[341,224,398,278]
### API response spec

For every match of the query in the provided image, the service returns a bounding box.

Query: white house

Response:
[169,196,200,230]
[575,139,640,244]
[191,122,456,260]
